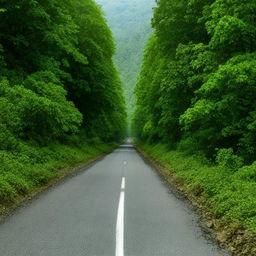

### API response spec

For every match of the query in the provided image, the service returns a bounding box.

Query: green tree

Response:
[133,0,256,164]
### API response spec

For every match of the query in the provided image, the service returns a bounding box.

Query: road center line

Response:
[121,177,125,190]
[116,190,125,256]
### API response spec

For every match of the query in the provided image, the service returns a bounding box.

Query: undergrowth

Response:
[0,135,116,205]
[139,143,256,232]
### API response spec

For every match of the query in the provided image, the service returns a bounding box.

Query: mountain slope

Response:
[96,0,155,128]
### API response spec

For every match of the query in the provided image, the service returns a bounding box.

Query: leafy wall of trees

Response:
[0,0,126,202]
[0,0,126,145]
[133,0,256,235]
[133,0,256,164]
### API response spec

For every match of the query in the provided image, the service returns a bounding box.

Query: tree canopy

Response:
[133,0,256,163]
[0,0,127,147]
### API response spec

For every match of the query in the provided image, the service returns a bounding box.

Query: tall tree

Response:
[133,0,256,163]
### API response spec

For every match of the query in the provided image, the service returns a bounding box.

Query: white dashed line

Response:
[121,177,125,190]
[116,187,125,256]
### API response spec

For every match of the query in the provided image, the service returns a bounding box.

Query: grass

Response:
[138,143,256,232]
[0,137,117,207]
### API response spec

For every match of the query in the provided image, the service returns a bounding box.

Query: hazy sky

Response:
[96,0,155,37]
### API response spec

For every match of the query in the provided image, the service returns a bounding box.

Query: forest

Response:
[96,0,155,125]
[133,0,256,235]
[0,0,126,204]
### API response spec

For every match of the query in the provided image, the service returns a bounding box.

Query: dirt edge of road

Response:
[135,145,256,256]
[0,147,116,220]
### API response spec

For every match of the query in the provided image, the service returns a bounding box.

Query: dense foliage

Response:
[133,0,256,163]
[0,0,126,202]
[133,0,256,231]
[0,0,126,142]
[96,0,155,126]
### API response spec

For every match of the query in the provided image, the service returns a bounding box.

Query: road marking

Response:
[121,177,125,190]
[116,190,125,256]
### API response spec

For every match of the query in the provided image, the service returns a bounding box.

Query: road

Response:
[0,144,229,256]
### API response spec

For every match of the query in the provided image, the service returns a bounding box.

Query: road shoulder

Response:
[0,146,116,220]
[135,145,256,256]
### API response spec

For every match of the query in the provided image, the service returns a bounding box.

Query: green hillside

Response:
[96,0,155,128]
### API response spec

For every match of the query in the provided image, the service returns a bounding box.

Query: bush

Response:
[23,167,55,186]
[234,161,256,181]
[0,124,19,151]
[3,173,30,194]
[0,77,83,143]
[0,178,16,201]
[0,151,26,172]
[216,148,244,171]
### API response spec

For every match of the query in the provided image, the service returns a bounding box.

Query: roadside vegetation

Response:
[133,0,256,240]
[0,0,126,204]
[139,144,256,233]
[0,139,116,204]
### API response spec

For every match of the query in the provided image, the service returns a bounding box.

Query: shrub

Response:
[216,148,244,171]
[0,124,19,151]
[0,77,83,143]
[0,178,16,201]
[0,151,26,172]
[234,161,256,181]
[3,173,30,194]
[23,167,55,186]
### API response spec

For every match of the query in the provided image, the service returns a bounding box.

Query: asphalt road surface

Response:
[0,144,229,256]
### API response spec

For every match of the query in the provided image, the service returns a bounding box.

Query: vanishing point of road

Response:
[0,144,229,256]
